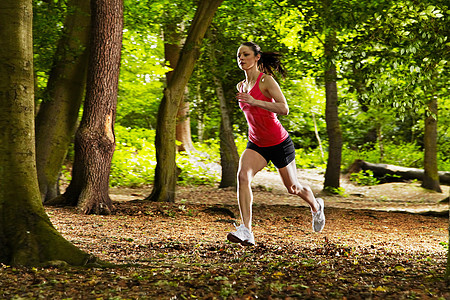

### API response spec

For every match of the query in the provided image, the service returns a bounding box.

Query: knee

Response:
[237,170,251,186]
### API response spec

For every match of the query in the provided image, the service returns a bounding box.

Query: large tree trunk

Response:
[0,0,93,266]
[208,30,239,188]
[422,98,441,192]
[323,30,343,191]
[147,0,223,202]
[48,0,123,214]
[36,0,91,203]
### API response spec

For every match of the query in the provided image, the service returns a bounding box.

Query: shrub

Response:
[110,126,156,187]
[350,170,379,186]
[111,126,239,187]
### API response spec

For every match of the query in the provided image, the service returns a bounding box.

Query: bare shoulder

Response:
[260,74,280,91]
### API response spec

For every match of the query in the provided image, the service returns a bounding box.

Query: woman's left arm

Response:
[236,75,289,115]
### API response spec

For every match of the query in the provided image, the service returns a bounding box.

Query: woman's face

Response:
[237,45,259,71]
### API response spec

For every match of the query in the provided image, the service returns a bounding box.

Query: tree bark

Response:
[208,30,239,188]
[348,159,450,185]
[36,0,91,203]
[176,94,195,153]
[48,0,123,214]
[147,0,224,202]
[323,29,343,190]
[421,98,441,192]
[163,20,195,153]
[312,112,325,163]
[0,0,93,266]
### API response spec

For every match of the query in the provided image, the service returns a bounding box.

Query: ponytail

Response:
[241,41,287,78]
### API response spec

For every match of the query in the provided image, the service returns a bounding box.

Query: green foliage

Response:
[30,0,450,189]
[117,30,169,129]
[324,186,348,196]
[111,126,157,187]
[176,142,221,186]
[111,125,445,188]
[33,0,67,103]
[350,170,379,186]
[295,147,327,169]
[342,141,424,169]
[111,127,251,187]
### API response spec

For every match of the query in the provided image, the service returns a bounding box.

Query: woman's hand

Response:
[236,92,256,105]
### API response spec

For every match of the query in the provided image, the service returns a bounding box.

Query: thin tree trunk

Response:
[312,112,325,163]
[208,30,239,188]
[376,124,384,162]
[48,0,124,214]
[323,30,342,190]
[0,0,93,266]
[36,0,90,203]
[147,0,223,202]
[422,98,441,192]
[196,83,205,142]
[163,19,195,153]
[176,88,195,153]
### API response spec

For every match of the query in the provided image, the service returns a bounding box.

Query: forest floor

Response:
[1,169,450,299]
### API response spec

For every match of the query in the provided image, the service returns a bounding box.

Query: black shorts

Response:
[246,136,296,169]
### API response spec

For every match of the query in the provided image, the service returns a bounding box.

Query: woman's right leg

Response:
[237,149,268,231]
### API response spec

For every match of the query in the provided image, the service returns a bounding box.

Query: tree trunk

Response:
[48,0,123,214]
[376,123,384,162]
[421,98,441,192]
[36,0,91,203]
[0,0,93,266]
[196,83,205,142]
[147,0,224,202]
[323,30,343,190]
[348,159,450,185]
[312,112,325,163]
[208,30,239,188]
[163,20,195,153]
[176,89,195,153]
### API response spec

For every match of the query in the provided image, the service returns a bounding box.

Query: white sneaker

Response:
[227,224,255,246]
[312,198,325,232]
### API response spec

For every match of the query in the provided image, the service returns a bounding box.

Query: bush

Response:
[350,170,379,186]
[111,126,248,187]
[110,126,156,187]
[176,140,221,186]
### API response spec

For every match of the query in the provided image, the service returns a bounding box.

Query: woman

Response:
[227,42,325,246]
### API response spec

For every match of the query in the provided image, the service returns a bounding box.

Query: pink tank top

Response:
[239,73,289,147]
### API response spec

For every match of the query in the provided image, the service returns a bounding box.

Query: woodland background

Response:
[34,0,450,191]
[1,0,450,298]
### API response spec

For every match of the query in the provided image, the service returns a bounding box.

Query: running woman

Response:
[227,42,325,246]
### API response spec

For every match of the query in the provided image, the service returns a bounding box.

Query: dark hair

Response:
[241,41,286,78]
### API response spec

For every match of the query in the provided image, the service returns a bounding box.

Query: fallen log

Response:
[347,159,450,185]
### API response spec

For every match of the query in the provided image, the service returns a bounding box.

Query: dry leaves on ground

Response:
[1,184,449,299]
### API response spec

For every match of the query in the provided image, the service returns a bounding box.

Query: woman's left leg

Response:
[278,159,325,232]
[278,159,318,211]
